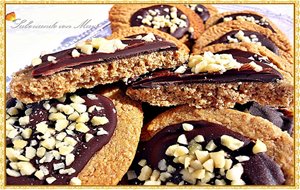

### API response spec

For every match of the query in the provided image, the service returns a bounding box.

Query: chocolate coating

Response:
[130,5,190,39]
[187,4,210,23]
[32,35,177,77]
[208,30,279,54]
[234,102,293,135]
[6,93,117,185]
[129,49,282,89]
[216,13,275,32]
[122,121,285,185]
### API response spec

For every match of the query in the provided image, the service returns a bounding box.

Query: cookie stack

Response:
[6,4,294,186]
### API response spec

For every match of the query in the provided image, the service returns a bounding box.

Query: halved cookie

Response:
[185,4,218,23]
[6,86,143,185]
[10,28,189,104]
[109,4,204,44]
[126,46,294,108]
[122,105,294,185]
[193,21,293,65]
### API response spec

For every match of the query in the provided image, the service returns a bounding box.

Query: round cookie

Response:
[140,105,294,185]
[5,86,143,185]
[185,4,218,23]
[109,4,204,44]
[193,20,293,65]
[205,10,289,38]
[194,42,294,76]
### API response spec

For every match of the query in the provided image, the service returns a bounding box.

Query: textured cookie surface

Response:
[143,105,294,185]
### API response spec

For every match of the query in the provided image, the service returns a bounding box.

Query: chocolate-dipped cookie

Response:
[6,86,143,185]
[121,105,294,185]
[10,27,189,104]
[126,47,293,109]
[185,4,218,23]
[234,102,293,135]
[193,21,293,65]
[194,42,293,76]
[109,4,204,44]
[205,10,288,37]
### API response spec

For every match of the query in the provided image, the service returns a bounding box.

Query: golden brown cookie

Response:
[10,28,189,104]
[109,4,204,44]
[6,86,143,185]
[185,4,218,23]
[193,20,293,65]
[205,10,288,38]
[126,47,294,109]
[137,105,294,185]
[194,42,294,76]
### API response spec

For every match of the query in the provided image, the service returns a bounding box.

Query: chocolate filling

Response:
[31,35,177,77]
[130,5,190,39]
[121,120,285,185]
[234,102,293,135]
[128,49,282,89]
[208,30,279,54]
[6,92,117,185]
[216,13,275,33]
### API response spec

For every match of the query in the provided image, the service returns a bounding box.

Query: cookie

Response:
[185,4,218,23]
[194,42,293,76]
[234,102,293,135]
[205,10,289,38]
[6,86,143,185]
[10,28,189,104]
[193,21,293,65]
[109,4,204,44]
[123,105,293,185]
[126,47,294,109]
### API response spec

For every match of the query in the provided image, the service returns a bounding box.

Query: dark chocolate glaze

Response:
[6,92,117,185]
[128,50,282,89]
[216,13,275,33]
[234,102,293,135]
[121,121,285,185]
[208,30,279,55]
[187,4,210,23]
[32,36,177,77]
[130,5,190,39]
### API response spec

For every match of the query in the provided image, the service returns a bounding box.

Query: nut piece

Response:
[71,49,80,58]
[252,139,267,154]
[182,123,194,131]
[177,134,188,145]
[31,57,42,66]
[46,176,57,184]
[91,116,109,126]
[70,177,82,185]
[226,163,244,181]
[209,151,225,168]
[17,161,36,175]
[75,123,90,133]
[221,135,244,151]
[138,165,152,181]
